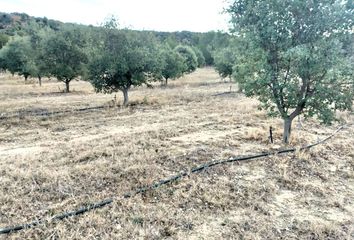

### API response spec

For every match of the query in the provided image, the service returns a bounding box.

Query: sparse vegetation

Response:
[0,2,353,239]
[0,69,353,239]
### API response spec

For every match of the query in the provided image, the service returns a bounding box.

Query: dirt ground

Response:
[0,68,353,239]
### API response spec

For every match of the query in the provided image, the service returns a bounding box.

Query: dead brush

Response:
[1,69,353,239]
[242,126,266,142]
[294,147,312,161]
[289,220,353,239]
[287,152,321,179]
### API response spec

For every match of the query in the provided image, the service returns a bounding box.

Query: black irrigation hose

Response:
[0,105,108,120]
[0,199,114,235]
[0,103,161,120]
[0,125,348,235]
[212,91,237,97]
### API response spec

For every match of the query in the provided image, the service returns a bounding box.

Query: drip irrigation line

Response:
[0,199,114,235]
[0,124,349,235]
[0,105,108,120]
[0,103,161,120]
[212,91,236,97]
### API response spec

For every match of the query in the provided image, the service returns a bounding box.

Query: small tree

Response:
[213,47,237,81]
[159,47,185,86]
[25,23,54,86]
[88,29,160,106]
[192,47,206,68]
[0,36,36,81]
[42,29,87,92]
[228,0,354,143]
[174,45,198,73]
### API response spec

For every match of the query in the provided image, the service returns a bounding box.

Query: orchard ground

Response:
[0,68,353,239]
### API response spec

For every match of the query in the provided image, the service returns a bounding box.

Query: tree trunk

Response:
[24,75,28,82]
[38,76,42,87]
[283,117,293,144]
[65,80,70,93]
[122,88,129,106]
[165,78,168,86]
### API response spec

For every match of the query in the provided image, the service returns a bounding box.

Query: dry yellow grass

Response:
[0,68,353,239]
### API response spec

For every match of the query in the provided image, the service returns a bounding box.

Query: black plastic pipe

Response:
[0,125,347,235]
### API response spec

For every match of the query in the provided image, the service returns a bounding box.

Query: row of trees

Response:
[0,12,231,65]
[1,2,352,144]
[0,22,206,105]
[214,0,354,143]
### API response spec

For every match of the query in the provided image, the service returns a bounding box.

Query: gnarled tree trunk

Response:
[65,80,70,93]
[283,117,293,144]
[38,75,42,87]
[122,88,129,106]
[283,103,305,144]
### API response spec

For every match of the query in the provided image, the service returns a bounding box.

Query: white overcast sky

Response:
[1,0,231,32]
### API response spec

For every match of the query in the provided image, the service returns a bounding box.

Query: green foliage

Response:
[0,13,12,26]
[0,22,51,79]
[192,47,206,67]
[197,32,216,65]
[158,46,186,85]
[24,23,54,83]
[0,36,36,79]
[102,15,119,29]
[0,33,9,49]
[197,31,231,65]
[87,28,161,105]
[164,35,179,49]
[1,11,235,71]
[228,0,354,142]
[42,28,88,92]
[156,31,231,66]
[174,45,198,73]
[154,31,200,46]
[213,47,237,79]
[0,12,62,36]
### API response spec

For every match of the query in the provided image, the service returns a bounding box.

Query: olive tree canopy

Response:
[228,0,354,143]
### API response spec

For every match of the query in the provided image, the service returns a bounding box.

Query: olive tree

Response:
[228,0,354,143]
[25,24,54,86]
[174,45,198,73]
[0,36,36,81]
[42,28,87,92]
[192,47,206,68]
[213,47,237,81]
[87,29,160,106]
[159,47,185,86]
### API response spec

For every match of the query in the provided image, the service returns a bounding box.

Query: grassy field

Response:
[0,68,353,239]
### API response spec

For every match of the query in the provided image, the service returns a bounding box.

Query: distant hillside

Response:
[0,12,231,65]
[0,12,63,35]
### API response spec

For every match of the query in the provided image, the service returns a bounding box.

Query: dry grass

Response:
[0,68,353,239]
